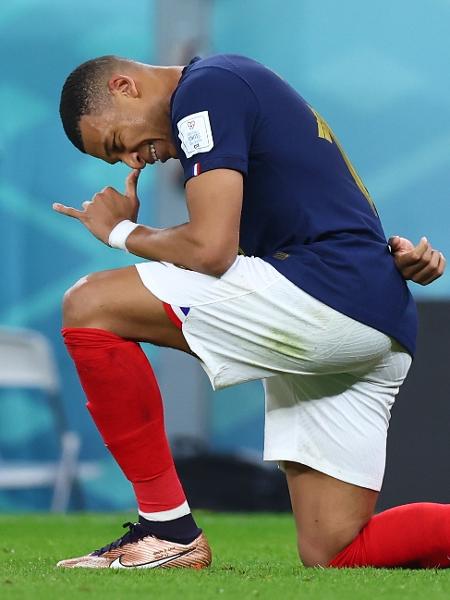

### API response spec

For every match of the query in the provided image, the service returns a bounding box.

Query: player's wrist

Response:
[108,220,139,252]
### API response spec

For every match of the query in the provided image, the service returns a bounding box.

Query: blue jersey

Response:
[170,54,418,356]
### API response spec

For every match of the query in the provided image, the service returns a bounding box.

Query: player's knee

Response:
[296,539,332,568]
[63,274,102,327]
[296,532,355,568]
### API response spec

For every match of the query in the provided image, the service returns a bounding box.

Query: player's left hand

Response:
[389,235,446,285]
[53,169,141,244]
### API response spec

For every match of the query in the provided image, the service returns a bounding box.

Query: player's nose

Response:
[123,152,145,170]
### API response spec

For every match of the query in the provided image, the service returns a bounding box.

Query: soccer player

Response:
[55,55,447,569]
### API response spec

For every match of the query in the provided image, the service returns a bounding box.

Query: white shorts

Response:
[136,256,412,491]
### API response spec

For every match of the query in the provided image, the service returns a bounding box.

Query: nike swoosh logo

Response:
[109,548,193,569]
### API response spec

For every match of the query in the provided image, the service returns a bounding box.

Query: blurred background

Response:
[0,0,448,512]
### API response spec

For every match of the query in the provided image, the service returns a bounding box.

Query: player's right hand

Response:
[389,236,446,286]
[52,169,141,244]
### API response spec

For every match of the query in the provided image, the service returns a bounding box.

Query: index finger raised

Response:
[53,203,85,220]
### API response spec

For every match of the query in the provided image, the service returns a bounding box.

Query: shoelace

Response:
[92,522,148,556]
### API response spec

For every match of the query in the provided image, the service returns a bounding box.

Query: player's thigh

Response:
[63,265,190,351]
[285,462,377,567]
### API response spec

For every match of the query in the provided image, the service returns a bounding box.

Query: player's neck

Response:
[145,64,184,97]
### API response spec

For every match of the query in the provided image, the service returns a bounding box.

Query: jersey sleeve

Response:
[171,67,259,183]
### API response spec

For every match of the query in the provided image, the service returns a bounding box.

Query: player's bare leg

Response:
[62,264,191,350]
[285,462,377,567]
[286,462,450,568]
[58,265,211,569]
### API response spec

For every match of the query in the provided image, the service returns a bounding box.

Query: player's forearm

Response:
[125,222,235,276]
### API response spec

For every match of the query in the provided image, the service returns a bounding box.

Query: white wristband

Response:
[108,220,139,251]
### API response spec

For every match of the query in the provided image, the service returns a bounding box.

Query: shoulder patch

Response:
[177,111,214,159]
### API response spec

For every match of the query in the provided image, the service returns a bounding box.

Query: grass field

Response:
[1,512,449,600]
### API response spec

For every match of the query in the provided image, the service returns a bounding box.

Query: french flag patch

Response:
[192,162,202,176]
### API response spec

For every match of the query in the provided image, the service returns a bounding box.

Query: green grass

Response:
[0,513,449,600]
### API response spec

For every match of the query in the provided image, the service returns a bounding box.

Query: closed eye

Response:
[112,135,125,155]
[112,136,120,154]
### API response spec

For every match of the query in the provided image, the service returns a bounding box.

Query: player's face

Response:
[79,94,178,169]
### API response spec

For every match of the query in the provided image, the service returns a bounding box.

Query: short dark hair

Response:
[59,55,124,152]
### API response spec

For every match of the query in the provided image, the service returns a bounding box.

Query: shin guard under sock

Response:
[62,327,199,541]
[330,502,450,568]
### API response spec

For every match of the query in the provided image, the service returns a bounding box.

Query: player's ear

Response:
[108,75,139,99]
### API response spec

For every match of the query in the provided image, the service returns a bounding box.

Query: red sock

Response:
[62,327,187,514]
[330,503,450,568]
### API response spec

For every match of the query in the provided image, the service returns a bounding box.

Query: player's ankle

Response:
[138,510,201,545]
